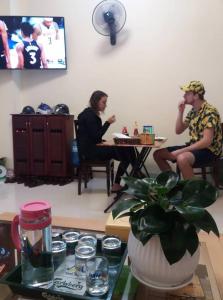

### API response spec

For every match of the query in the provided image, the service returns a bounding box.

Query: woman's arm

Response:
[84,113,110,143]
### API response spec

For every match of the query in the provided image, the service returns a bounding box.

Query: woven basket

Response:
[113,137,141,145]
[139,133,155,145]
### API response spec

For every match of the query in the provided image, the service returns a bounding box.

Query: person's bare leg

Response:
[153,149,176,171]
[176,152,195,179]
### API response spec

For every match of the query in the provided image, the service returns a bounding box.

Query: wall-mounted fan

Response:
[92,0,126,46]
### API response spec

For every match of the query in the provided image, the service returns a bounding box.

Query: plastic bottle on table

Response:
[133,122,139,136]
[122,126,129,136]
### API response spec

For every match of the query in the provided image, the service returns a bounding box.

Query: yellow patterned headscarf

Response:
[180,81,205,96]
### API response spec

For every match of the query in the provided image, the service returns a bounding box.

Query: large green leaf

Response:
[112,199,141,219]
[123,177,150,190]
[185,225,199,255]
[122,177,152,200]
[158,195,170,210]
[182,180,218,208]
[165,210,185,224]
[130,210,143,239]
[155,171,179,190]
[137,231,153,246]
[169,191,184,206]
[167,181,188,205]
[123,188,151,201]
[193,210,219,237]
[152,185,169,197]
[175,206,206,222]
[138,204,171,234]
[159,221,187,265]
[116,212,133,220]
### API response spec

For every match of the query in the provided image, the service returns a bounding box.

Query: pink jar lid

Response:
[20,200,51,230]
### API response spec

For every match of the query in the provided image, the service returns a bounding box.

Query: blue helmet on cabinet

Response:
[21,106,35,114]
[36,103,53,114]
[54,104,70,115]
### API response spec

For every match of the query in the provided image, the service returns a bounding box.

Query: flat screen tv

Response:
[0,16,67,70]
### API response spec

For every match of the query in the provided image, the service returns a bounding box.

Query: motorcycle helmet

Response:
[21,106,35,114]
[54,104,70,115]
[36,103,53,114]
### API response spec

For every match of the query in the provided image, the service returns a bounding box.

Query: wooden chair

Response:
[74,120,114,196]
[176,157,222,188]
[213,158,223,189]
[177,123,223,189]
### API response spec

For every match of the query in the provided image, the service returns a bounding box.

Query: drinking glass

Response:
[86,256,109,296]
[62,231,80,255]
[102,235,122,267]
[75,242,96,277]
[52,240,66,271]
[78,233,97,248]
[52,231,62,241]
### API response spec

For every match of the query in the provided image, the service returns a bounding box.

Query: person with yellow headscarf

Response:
[153,81,222,179]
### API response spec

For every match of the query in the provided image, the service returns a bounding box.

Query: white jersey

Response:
[38,22,58,45]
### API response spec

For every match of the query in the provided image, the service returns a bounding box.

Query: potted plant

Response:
[112,171,219,290]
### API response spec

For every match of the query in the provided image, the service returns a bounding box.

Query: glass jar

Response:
[11,201,54,288]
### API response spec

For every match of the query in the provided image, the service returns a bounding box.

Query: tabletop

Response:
[97,139,167,148]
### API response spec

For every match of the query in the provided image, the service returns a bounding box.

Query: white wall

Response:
[1,0,223,172]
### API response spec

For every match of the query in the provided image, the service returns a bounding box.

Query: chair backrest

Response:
[221,123,223,139]
[74,119,85,161]
[221,122,223,156]
[74,119,79,139]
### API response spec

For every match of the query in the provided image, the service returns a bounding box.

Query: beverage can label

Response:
[143,125,153,134]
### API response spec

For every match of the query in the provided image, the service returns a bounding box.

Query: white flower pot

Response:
[128,231,200,290]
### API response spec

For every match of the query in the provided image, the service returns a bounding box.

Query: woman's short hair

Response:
[89,90,108,111]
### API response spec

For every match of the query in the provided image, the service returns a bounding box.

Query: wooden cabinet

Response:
[12,114,74,178]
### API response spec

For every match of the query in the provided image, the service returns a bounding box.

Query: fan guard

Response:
[92,0,126,45]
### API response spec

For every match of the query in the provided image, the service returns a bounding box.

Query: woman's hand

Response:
[107,115,116,124]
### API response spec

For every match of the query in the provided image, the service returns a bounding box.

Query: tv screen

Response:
[0,16,67,70]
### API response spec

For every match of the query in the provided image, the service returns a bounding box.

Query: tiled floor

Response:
[0,175,223,233]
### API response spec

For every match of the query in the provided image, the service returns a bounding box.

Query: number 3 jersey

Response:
[22,40,41,69]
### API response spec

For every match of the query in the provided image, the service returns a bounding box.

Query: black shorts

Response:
[166,145,218,166]
[0,55,7,69]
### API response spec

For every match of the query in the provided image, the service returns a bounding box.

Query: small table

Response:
[98,139,166,177]
[98,139,167,212]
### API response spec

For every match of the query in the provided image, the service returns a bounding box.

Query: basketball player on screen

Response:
[32,18,60,64]
[0,19,11,69]
[33,17,59,44]
[16,22,47,69]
